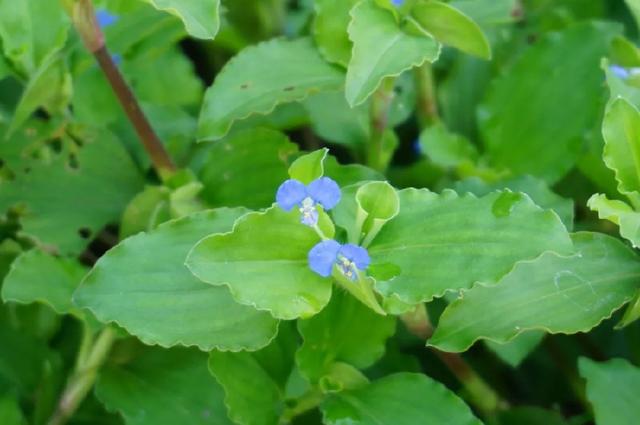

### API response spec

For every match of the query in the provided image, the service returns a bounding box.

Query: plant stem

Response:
[400,304,506,417]
[414,62,440,128]
[367,78,396,172]
[48,328,116,425]
[279,389,324,424]
[63,0,176,178]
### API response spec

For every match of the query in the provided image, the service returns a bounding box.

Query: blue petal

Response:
[112,54,122,66]
[391,0,404,6]
[96,9,118,28]
[307,177,341,210]
[276,179,307,211]
[339,244,370,270]
[610,64,630,79]
[308,240,341,277]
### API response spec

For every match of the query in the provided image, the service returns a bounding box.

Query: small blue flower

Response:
[391,0,404,6]
[610,64,630,79]
[96,9,118,28]
[276,177,341,226]
[112,53,122,66]
[308,240,370,280]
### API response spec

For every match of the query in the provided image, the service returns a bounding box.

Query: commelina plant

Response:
[1,0,640,424]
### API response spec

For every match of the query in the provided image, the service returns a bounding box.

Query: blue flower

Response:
[276,177,341,226]
[96,9,118,28]
[308,240,370,280]
[610,64,630,79]
[391,0,404,6]
[112,53,122,66]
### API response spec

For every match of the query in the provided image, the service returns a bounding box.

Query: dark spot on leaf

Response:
[240,83,249,89]
[394,85,403,95]
[50,138,63,153]
[78,228,92,239]
[0,159,4,168]
[283,86,295,92]
[23,167,31,174]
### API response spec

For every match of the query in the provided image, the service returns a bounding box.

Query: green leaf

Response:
[187,207,332,320]
[479,22,620,184]
[288,149,329,184]
[430,232,640,352]
[9,53,71,135]
[119,185,171,239]
[485,331,545,368]
[96,346,233,425]
[198,38,344,141]
[313,0,359,67]
[0,395,25,425]
[419,123,478,168]
[208,323,297,425]
[144,0,220,40]
[601,97,640,205]
[579,357,640,425]
[454,175,575,231]
[587,194,640,247]
[321,373,482,425]
[410,1,491,59]
[449,0,519,27]
[324,156,384,187]
[199,128,298,209]
[625,0,640,32]
[74,209,278,351]
[496,406,568,425]
[2,249,86,317]
[0,127,144,255]
[0,0,68,75]
[370,189,573,304]
[617,289,640,328]
[346,0,440,106]
[297,291,395,383]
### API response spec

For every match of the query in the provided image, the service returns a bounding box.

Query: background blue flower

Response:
[96,9,118,28]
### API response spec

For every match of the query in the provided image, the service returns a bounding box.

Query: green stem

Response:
[47,328,116,425]
[400,305,506,417]
[367,78,396,172]
[414,62,440,128]
[279,389,324,424]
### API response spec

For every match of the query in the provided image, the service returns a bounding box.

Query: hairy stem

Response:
[367,78,396,172]
[48,328,116,425]
[63,0,176,178]
[401,304,506,417]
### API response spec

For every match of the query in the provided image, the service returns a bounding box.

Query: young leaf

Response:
[296,290,395,383]
[208,323,297,425]
[0,395,25,425]
[95,347,233,425]
[370,189,573,304]
[74,209,278,351]
[288,148,329,184]
[430,233,640,352]
[313,0,360,67]
[601,97,640,205]
[587,193,640,248]
[410,0,491,59]
[485,331,545,368]
[144,0,220,40]
[198,38,344,141]
[186,207,332,320]
[321,373,482,425]
[199,128,299,209]
[419,123,479,168]
[579,357,640,425]
[480,22,620,184]
[2,249,86,317]
[346,0,440,106]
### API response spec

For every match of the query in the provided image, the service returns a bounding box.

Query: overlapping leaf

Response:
[370,189,573,304]
[187,207,332,320]
[145,0,220,40]
[430,233,640,352]
[74,209,278,351]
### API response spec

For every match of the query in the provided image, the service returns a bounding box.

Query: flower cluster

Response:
[276,176,370,280]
